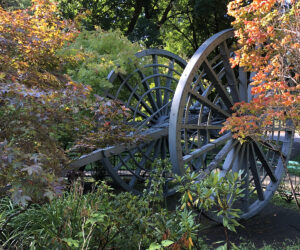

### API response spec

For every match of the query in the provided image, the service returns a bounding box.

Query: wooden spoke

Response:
[136,100,172,129]
[152,54,163,109]
[188,90,231,118]
[240,144,250,212]
[238,67,248,102]
[128,141,157,171]
[161,136,168,160]
[204,139,239,174]
[252,140,277,182]
[249,143,264,201]
[219,41,240,102]
[219,143,241,178]
[117,77,155,116]
[152,136,163,161]
[181,124,223,130]
[106,93,149,119]
[135,144,156,163]
[128,173,138,188]
[128,140,160,188]
[163,59,175,113]
[137,69,160,113]
[183,133,232,164]
[115,150,137,172]
[202,58,234,109]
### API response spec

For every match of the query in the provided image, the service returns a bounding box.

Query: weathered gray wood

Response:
[70,127,168,170]
[69,35,294,220]
[202,58,234,109]
[249,143,264,201]
[69,49,188,196]
[182,132,232,164]
[169,28,294,221]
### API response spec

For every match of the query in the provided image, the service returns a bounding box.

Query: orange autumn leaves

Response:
[0,1,92,204]
[0,0,77,87]
[221,0,300,141]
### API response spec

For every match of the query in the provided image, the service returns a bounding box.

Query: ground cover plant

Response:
[0,160,245,249]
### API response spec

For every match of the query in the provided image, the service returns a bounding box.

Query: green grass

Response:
[238,238,300,250]
[270,191,299,211]
[288,161,300,176]
[204,237,300,250]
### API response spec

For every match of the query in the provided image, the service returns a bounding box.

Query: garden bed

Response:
[202,201,300,249]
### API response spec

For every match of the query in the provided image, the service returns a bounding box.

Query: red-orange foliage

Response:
[0,1,137,205]
[0,0,91,205]
[0,0,77,87]
[222,0,299,141]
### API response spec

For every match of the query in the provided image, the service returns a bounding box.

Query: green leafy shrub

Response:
[0,159,245,249]
[0,0,31,10]
[0,176,200,249]
[176,170,245,249]
[59,28,143,95]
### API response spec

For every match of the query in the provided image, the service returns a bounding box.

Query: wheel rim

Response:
[102,49,187,194]
[169,29,294,219]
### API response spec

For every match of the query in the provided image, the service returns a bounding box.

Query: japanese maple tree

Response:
[0,0,139,205]
[0,0,91,205]
[222,0,299,142]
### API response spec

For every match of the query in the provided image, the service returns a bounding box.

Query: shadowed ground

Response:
[202,134,300,249]
[201,202,300,248]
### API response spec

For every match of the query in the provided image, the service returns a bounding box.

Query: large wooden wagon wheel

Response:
[72,49,187,194]
[169,29,294,219]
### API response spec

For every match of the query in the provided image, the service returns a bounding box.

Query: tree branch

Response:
[158,0,175,27]
[187,10,199,49]
[125,0,143,35]
[169,23,197,51]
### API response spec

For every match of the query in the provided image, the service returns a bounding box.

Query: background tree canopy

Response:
[58,0,232,56]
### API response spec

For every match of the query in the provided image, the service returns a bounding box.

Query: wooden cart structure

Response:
[69,29,294,220]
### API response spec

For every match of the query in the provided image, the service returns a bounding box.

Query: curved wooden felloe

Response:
[169,29,294,220]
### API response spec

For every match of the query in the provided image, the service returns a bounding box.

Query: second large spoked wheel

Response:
[169,29,294,220]
[102,49,187,194]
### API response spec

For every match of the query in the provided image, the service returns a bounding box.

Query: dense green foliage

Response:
[57,0,232,56]
[59,28,143,95]
[0,0,31,10]
[0,163,245,249]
